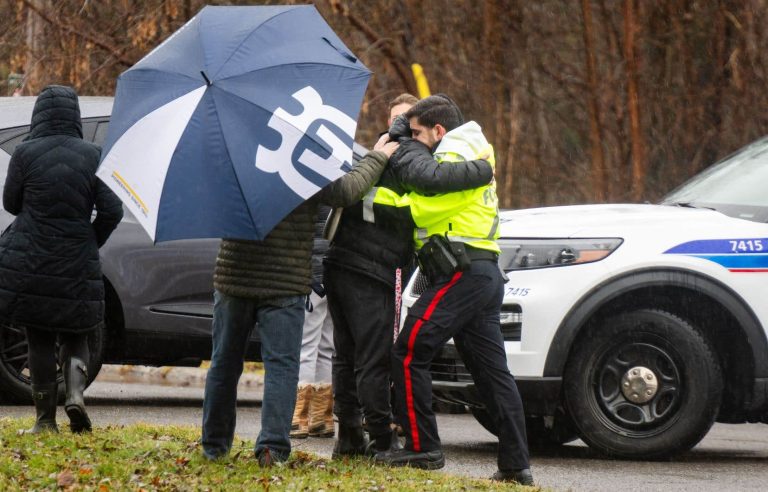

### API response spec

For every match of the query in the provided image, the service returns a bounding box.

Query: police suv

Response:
[402,136,768,459]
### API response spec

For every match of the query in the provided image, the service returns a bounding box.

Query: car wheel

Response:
[0,323,104,404]
[564,309,723,459]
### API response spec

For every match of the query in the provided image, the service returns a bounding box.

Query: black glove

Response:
[388,114,411,142]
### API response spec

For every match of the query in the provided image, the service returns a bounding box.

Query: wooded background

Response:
[2,0,766,208]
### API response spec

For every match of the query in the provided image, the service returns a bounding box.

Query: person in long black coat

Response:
[0,85,123,433]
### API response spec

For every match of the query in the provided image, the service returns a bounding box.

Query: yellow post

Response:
[411,63,431,98]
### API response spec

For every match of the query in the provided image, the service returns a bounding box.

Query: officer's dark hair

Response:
[404,93,465,131]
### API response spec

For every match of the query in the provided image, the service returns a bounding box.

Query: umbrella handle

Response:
[323,37,357,63]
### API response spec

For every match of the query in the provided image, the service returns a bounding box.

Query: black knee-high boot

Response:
[62,355,91,433]
[26,383,59,433]
[60,335,92,433]
[25,328,58,434]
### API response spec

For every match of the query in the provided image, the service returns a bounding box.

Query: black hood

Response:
[28,85,83,140]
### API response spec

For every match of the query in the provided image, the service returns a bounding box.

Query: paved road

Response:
[3,381,768,491]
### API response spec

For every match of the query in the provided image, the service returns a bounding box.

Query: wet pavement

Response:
[3,380,768,491]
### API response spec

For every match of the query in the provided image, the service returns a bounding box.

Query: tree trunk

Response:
[581,0,607,202]
[23,0,49,94]
[623,0,646,201]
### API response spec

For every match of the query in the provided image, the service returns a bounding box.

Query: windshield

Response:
[662,137,768,223]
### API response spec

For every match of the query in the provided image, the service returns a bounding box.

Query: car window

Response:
[663,138,768,222]
[0,127,29,199]
[0,117,110,212]
[94,121,110,146]
[0,150,9,191]
[0,127,30,155]
[82,120,98,142]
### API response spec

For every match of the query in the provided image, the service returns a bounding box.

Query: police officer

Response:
[372,95,533,485]
[326,94,495,458]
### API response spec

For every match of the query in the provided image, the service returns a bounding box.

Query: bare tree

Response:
[581,0,607,202]
[2,0,768,206]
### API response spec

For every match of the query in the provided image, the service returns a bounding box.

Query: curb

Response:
[96,364,264,390]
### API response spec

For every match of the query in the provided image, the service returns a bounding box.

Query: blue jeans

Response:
[202,290,305,460]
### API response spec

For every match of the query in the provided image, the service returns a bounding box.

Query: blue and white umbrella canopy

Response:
[97,5,371,242]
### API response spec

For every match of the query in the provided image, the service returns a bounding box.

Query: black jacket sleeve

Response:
[389,139,493,195]
[3,151,24,215]
[92,179,124,247]
[388,114,412,142]
[318,151,388,207]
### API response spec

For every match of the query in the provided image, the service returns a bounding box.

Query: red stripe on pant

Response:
[403,271,464,451]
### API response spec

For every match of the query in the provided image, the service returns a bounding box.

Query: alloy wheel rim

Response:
[0,324,31,384]
[588,335,684,438]
[0,324,63,387]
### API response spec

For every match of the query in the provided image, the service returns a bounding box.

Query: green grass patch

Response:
[0,418,535,491]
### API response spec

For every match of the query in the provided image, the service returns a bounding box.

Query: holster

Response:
[311,281,326,298]
[416,235,471,284]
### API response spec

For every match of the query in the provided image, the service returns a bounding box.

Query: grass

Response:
[0,418,536,491]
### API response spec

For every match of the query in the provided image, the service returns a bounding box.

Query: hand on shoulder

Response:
[374,135,399,157]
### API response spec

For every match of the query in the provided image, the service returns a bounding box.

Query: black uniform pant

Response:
[392,259,530,471]
[325,266,396,437]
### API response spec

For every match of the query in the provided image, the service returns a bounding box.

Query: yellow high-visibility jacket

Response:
[369,121,500,253]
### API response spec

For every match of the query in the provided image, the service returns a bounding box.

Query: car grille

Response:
[409,272,523,342]
[430,344,473,382]
[500,304,522,341]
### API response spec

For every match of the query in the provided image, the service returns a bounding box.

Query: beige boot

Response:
[290,384,311,438]
[308,383,334,438]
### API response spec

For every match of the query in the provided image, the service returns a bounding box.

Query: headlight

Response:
[499,238,623,270]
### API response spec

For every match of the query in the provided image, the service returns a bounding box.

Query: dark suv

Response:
[0,96,257,402]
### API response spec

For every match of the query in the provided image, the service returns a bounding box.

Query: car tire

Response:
[0,323,104,404]
[564,309,723,459]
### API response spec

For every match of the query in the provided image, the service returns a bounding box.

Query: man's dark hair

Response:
[404,93,464,131]
[388,93,418,112]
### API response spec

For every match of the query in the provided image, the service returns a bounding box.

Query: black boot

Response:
[332,424,368,458]
[365,428,402,456]
[374,447,445,470]
[25,383,58,434]
[491,468,534,486]
[63,356,92,433]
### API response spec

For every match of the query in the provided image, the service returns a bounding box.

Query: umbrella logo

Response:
[255,86,356,199]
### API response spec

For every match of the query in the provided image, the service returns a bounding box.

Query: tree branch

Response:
[21,0,134,68]
[329,0,417,94]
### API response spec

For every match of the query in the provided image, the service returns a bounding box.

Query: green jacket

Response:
[213,151,388,299]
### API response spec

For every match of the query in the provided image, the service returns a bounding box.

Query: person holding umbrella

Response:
[92,4,384,467]
[0,85,124,434]
[203,142,396,465]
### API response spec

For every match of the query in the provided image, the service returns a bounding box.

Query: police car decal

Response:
[664,238,768,272]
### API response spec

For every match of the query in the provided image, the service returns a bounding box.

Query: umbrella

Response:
[97,5,370,242]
